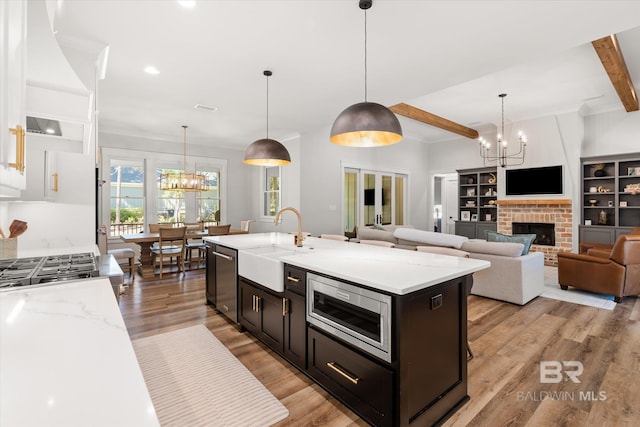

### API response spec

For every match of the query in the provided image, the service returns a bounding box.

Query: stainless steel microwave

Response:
[306,272,392,363]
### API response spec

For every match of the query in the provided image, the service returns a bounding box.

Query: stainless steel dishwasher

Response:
[212,244,238,324]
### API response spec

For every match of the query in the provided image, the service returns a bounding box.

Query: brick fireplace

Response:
[495,199,572,266]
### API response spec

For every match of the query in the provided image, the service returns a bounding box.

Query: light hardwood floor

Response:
[119,269,640,426]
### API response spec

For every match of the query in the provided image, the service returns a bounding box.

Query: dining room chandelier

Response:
[329,0,403,147]
[478,93,527,168]
[159,125,209,192]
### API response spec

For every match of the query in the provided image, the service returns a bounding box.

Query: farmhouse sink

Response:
[238,245,313,292]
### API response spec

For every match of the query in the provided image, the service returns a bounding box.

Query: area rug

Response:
[542,266,616,310]
[132,325,289,427]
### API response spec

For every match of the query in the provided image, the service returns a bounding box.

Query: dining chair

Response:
[151,226,187,278]
[319,234,349,241]
[97,225,136,284]
[240,220,255,233]
[207,224,231,236]
[184,223,207,269]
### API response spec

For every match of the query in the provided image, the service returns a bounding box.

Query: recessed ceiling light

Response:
[144,66,160,75]
[178,1,196,8]
[194,104,218,112]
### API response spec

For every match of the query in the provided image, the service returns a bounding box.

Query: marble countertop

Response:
[206,233,490,295]
[0,278,160,427]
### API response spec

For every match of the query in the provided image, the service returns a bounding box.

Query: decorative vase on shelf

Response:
[593,164,606,177]
[598,209,608,225]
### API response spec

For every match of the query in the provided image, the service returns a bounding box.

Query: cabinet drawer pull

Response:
[52,173,59,192]
[282,298,289,316]
[252,295,256,312]
[256,296,261,312]
[287,276,300,283]
[9,125,25,173]
[326,361,359,385]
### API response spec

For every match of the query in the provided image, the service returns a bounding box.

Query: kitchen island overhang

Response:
[205,233,490,426]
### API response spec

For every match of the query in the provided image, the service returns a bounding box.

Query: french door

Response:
[343,167,407,232]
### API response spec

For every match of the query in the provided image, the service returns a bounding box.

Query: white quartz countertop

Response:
[206,233,490,295]
[0,278,160,427]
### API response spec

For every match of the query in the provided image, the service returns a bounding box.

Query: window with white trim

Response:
[262,166,281,217]
[109,159,144,236]
[196,168,221,225]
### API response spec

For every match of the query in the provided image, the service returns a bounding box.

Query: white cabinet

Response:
[20,133,85,202]
[0,0,27,196]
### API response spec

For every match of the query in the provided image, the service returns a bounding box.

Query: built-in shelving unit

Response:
[579,154,640,245]
[456,167,498,238]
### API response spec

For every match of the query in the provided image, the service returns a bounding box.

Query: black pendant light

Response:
[330,0,403,147]
[243,70,291,166]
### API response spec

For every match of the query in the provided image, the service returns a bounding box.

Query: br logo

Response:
[540,361,583,383]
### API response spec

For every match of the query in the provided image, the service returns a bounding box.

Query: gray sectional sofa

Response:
[354,225,545,305]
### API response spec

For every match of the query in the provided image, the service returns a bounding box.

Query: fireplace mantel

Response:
[495,199,571,205]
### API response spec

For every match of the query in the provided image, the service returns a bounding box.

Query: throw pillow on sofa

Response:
[485,231,536,255]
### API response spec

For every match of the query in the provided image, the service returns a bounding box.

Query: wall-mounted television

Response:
[505,165,563,195]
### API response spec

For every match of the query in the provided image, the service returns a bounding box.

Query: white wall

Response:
[582,109,640,157]
[297,127,430,236]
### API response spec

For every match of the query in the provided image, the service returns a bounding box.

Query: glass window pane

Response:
[157,167,185,224]
[395,176,404,225]
[262,167,281,217]
[344,171,357,234]
[110,160,144,236]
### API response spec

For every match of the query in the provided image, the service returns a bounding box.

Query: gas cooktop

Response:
[0,253,99,291]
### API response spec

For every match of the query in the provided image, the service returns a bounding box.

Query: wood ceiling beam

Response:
[592,34,639,112]
[389,103,479,139]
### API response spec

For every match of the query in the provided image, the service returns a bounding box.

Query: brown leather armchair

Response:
[579,227,640,254]
[558,234,640,303]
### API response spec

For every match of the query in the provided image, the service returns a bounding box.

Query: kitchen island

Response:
[0,278,160,427]
[205,232,490,427]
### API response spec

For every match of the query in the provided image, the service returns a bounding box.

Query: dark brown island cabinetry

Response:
[238,265,307,370]
[209,249,470,426]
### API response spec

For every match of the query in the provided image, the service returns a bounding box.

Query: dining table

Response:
[120,228,248,279]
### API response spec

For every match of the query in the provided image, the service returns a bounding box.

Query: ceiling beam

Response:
[389,103,479,139]
[592,34,639,112]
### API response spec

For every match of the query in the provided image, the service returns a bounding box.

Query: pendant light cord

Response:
[266,73,270,138]
[182,125,187,171]
[364,8,368,102]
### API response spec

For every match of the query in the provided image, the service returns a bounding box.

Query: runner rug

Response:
[132,325,289,427]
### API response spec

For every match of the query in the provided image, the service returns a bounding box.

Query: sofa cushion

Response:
[461,240,525,257]
[393,228,468,249]
[485,231,536,255]
[357,227,397,244]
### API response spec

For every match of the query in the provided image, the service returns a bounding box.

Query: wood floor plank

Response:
[118,268,639,426]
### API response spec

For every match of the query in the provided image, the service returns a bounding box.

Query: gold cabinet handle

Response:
[326,362,359,384]
[52,173,59,192]
[9,125,25,173]
[287,276,300,283]
[256,296,261,313]
[282,298,290,316]
[252,295,256,312]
